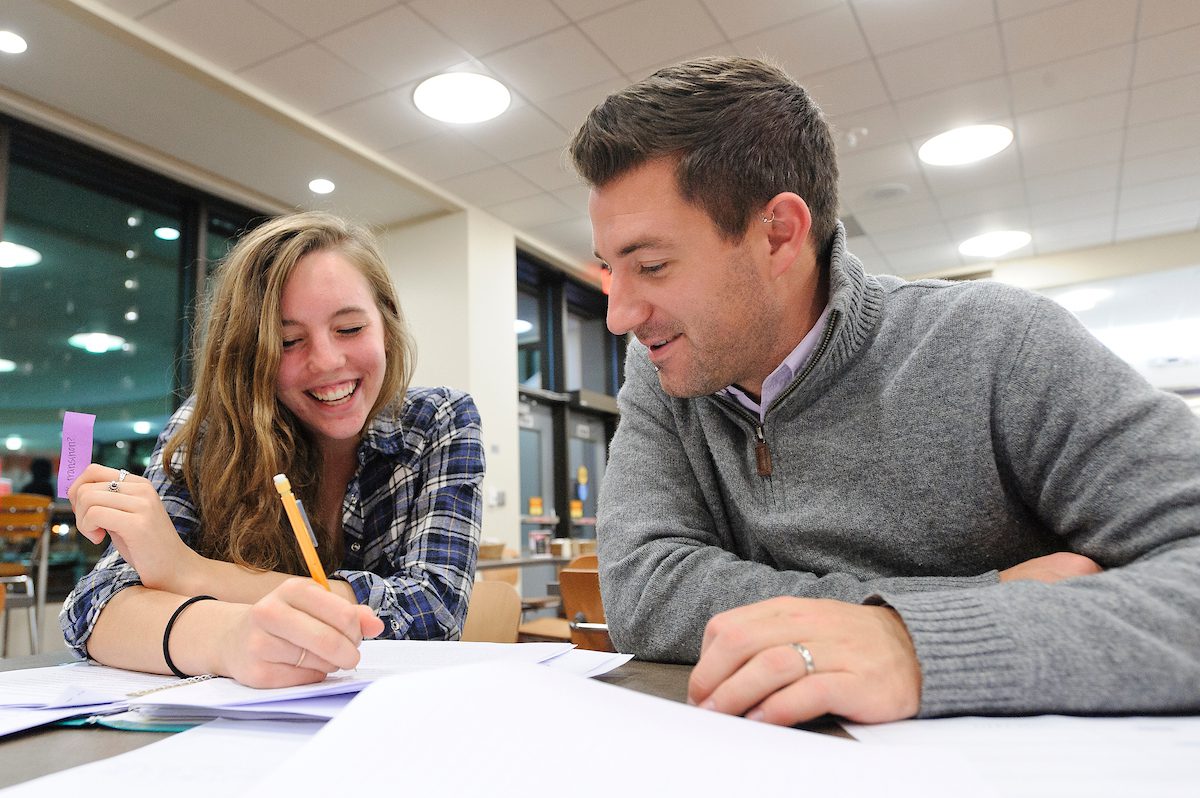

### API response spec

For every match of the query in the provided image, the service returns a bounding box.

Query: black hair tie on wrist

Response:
[162,595,217,678]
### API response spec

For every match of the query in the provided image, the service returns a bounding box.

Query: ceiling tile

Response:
[1019,129,1123,178]
[1119,174,1200,211]
[408,0,569,56]
[1015,91,1127,148]
[1010,44,1134,114]
[636,43,739,81]
[319,5,470,86]
[1029,190,1117,226]
[96,0,174,17]
[1124,112,1200,159]
[923,148,1023,196]
[1138,0,1200,38]
[579,0,726,75]
[802,60,890,116]
[536,77,630,131]
[853,200,942,234]
[1127,73,1200,125]
[845,235,886,270]
[842,180,932,214]
[487,192,578,228]
[250,0,396,38]
[141,0,304,71]
[1001,0,1137,72]
[733,4,868,76]
[238,43,385,115]
[1025,163,1119,204]
[527,215,597,258]
[1122,146,1200,187]
[852,0,995,55]
[877,25,1004,100]
[936,182,1027,219]
[1133,25,1200,86]
[828,103,909,154]
[510,149,583,192]
[551,0,633,21]
[319,84,445,150]
[883,241,964,275]
[700,0,841,40]
[385,134,499,182]
[483,26,621,102]
[946,207,1033,241]
[837,141,920,190]
[996,0,1078,19]
[552,184,591,208]
[455,105,569,163]
[893,77,1011,140]
[441,164,543,207]
[869,222,953,253]
[1033,215,1113,253]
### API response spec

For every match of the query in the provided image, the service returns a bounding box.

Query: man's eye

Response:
[641,262,666,274]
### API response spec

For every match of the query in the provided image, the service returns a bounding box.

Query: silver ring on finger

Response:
[117,469,129,483]
[791,642,816,676]
[107,480,120,492]
[295,649,307,669]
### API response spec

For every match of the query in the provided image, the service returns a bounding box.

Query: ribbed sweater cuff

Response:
[874,589,1030,717]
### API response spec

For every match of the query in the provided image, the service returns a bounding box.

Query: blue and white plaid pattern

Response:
[61,387,484,656]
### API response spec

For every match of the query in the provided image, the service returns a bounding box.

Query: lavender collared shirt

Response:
[720,305,831,423]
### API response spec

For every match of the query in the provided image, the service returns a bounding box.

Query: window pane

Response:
[517,287,543,389]
[0,163,181,485]
[566,409,607,539]
[565,308,609,394]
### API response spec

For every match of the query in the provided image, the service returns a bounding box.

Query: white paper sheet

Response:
[0,719,317,797]
[0,705,112,738]
[249,660,992,797]
[540,648,633,676]
[845,715,1200,797]
[0,662,177,708]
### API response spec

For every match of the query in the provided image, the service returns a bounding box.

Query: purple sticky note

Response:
[58,411,96,498]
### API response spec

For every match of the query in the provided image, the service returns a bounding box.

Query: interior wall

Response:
[379,212,521,554]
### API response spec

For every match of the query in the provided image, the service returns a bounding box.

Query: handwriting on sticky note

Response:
[58,411,96,498]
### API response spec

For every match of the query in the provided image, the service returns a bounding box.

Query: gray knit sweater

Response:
[597,226,1200,717]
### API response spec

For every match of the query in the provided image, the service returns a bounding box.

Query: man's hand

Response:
[687,597,921,726]
[999,552,1101,583]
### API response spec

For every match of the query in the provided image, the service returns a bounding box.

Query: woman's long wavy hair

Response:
[163,211,416,575]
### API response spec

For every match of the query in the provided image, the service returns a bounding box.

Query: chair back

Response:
[0,494,52,542]
[565,553,598,570]
[461,579,521,643]
[480,546,519,587]
[560,563,615,652]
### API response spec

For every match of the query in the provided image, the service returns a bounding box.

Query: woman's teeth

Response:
[308,381,357,403]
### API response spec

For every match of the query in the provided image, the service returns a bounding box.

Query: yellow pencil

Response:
[273,473,331,591]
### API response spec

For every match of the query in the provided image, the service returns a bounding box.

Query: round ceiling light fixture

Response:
[154,227,180,241]
[514,319,533,335]
[0,358,16,372]
[68,332,127,354]
[958,230,1031,258]
[0,241,42,268]
[414,72,511,124]
[919,124,1013,166]
[309,178,335,194]
[0,31,28,55]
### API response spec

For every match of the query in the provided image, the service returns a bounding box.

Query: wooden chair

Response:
[1,493,52,656]
[560,557,615,652]
[481,546,560,615]
[461,579,521,643]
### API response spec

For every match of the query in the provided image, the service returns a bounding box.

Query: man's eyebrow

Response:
[595,236,671,262]
[281,306,370,326]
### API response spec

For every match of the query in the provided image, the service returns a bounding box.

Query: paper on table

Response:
[249,660,993,797]
[845,715,1200,798]
[540,648,633,677]
[0,662,179,709]
[0,719,317,797]
[0,705,115,739]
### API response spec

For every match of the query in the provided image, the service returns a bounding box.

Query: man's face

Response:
[590,159,779,398]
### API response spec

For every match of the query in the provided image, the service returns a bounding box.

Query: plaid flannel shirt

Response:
[61,386,484,656]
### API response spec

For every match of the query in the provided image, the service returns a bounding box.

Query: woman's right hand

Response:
[215,578,384,688]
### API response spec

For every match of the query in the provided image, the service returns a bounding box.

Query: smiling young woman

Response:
[61,211,485,687]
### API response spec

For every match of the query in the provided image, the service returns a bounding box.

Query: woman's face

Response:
[275,248,387,455]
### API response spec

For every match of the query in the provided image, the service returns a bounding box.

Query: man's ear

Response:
[760,193,812,279]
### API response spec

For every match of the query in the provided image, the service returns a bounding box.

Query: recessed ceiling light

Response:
[125,309,139,322]
[125,278,139,290]
[68,332,127,354]
[309,178,336,194]
[414,72,511,124]
[127,212,142,227]
[0,31,27,55]
[0,241,42,268]
[155,227,180,241]
[133,420,152,435]
[919,124,1013,166]
[0,358,15,372]
[959,230,1031,258]
[514,319,533,334]
[1053,287,1113,313]
[4,436,21,452]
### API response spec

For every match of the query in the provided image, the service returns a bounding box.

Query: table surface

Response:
[0,652,803,789]
[475,555,571,570]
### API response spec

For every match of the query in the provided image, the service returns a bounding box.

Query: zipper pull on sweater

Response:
[755,425,773,477]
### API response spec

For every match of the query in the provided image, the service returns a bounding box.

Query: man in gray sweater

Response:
[570,57,1200,725]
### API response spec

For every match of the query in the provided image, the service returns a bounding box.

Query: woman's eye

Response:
[282,338,300,350]
[338,326,364,336]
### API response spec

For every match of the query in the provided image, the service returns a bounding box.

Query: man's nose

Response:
[605,270,650,337]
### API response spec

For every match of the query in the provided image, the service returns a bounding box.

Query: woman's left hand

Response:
[68,463,205,594]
